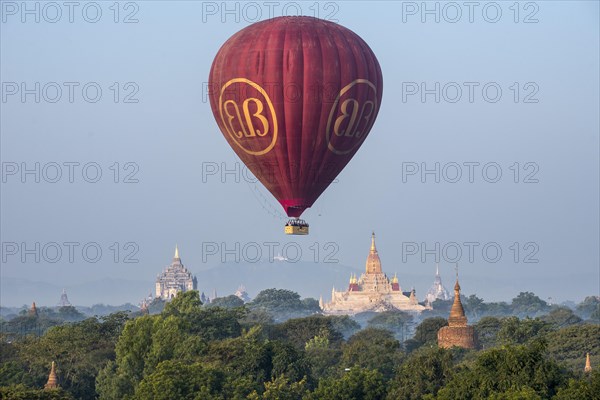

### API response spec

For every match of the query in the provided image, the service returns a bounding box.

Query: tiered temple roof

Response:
[426,264,450,304]
[155,245,197,300]
[44,361,58,389]
[437,269,477,349]
[58,289,71,307]
[322,233,428,315]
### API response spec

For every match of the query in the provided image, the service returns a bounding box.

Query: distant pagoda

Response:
[426,263,450,304]
[437,269,477,349]
[585,352,592,373]
[29,302,39,317]
[140,299,149,315]
[58,289,71,307]
[155,245,197,300]
[44,361,58,389]
[235,285,251,302]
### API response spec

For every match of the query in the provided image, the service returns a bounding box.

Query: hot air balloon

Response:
[208,16,383,234]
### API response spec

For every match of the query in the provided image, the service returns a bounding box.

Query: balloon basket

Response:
[284,219,309,235]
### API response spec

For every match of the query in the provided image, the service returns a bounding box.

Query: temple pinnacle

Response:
[44,361,58,389]
[585,352,592,372]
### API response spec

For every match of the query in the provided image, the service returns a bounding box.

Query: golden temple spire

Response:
[448,265,467,327]
[392,273,398,284]
[174,244,180,259]
[44,361,58,389]
[29,301,38,317]
[366,232,382,274]
[585,352,592,372]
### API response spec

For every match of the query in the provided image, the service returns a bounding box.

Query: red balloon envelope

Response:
[209,16,383,219]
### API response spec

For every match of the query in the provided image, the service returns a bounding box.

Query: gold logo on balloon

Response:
[219,78,278,156]
[326,79,378,155]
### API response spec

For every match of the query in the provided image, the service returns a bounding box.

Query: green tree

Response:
[487,386,542,400]
[97,299,244,400]
[545,325,600,371]
[511,292,550,317]
[96,315,154,399]
[431,299,453,313]
[437,340,565,399]
[206,295,244,309]
[0,361,35,387]
[367,311,414,341]
[497,316,552,345]
[541,307,582,328]
[463,294,485,320]
[188,307,244,341]
[16,317,123,399]
[484,301,512,317]
[308,367,386,400]
[591,307,600,321]
[270,341,310,383]
[342,328,402,379]
[249,289,318,321]
[305,341,341,380]
[386,347,454,400]
[162,290,202,316]
[95,360,133,400]
[135,360,226,400]
[553,370,600,400]
[275,315,343,350]
[248,375,308,400]
[56,306,85,322]
[413,317,448,345]
[575,296,600,319]
[1,313,63,338]
[0,384,74,400]
[326,315,361,339]
[240,309,275,328]
[147,298,165,314]
[474,316,503,349]
[202,326,272,392]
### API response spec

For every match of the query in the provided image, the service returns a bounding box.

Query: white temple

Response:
[235,285,251,302]
[322,233,429,315]
[425,263,450,304]
[155,246,197,300]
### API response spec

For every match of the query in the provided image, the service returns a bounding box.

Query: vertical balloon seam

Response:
[310,21,343,208]
[299,23,320,193]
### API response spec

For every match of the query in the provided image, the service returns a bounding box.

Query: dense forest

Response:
[1,290,599,399]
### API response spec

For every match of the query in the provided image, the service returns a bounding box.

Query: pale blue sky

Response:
[1,1,598,305]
